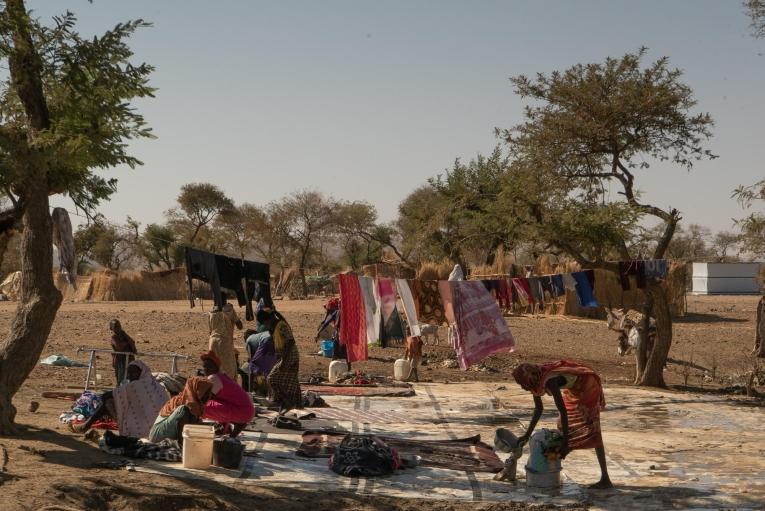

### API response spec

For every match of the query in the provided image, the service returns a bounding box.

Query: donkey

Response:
[605,307,657,357]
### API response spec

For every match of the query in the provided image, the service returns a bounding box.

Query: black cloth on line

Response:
[185,247,271,321]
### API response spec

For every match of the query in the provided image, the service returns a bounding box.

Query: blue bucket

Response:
[320,340,334,358]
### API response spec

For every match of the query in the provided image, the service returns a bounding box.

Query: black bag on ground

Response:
[329,434,400,477]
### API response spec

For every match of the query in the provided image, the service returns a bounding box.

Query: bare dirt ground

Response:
[0,295,761,510]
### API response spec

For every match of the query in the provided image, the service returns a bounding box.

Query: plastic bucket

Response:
[320,340,334,358]
[182,424,214,469]
[394,359,411,381]
[525,467,561,488]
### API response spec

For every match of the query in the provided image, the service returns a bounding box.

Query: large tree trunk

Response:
[634,294,652,384]
[755,296,765,358]
[0,0,63,434]
[0,177,63,434]
[635,281,671,387]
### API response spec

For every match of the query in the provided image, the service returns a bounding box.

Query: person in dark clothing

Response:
[258,308,301,413]
[110,319,137,386]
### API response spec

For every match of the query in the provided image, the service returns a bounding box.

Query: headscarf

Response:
[159,376,213,418]
[200,350,221,370]
[513,360,605,407]
[112,360,168,438]
[324,297,341,312]
[512,363,544,395]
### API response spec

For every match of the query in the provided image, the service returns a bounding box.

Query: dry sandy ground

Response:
[0,295,761,510]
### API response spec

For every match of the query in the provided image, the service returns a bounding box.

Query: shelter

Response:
[691,262,762,295]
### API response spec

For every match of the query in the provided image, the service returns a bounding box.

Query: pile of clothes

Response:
[99,430,182,462]
[59,391,102,424]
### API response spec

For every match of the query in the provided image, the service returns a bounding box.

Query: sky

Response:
[39,0,765,234]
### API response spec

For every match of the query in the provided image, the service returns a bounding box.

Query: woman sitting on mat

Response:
[258,307,302,413]
[148,376,213,443]
[70,360,167,438]
[512,360,613,489]
[201,351,254,437]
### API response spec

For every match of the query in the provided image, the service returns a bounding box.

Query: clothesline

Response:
[336,273,516,370]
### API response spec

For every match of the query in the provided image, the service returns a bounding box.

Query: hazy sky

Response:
[41,0,764,234]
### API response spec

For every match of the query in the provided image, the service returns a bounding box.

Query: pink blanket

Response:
[440,280,515,369]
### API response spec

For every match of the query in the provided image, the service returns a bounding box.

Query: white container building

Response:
[691,262,762,295]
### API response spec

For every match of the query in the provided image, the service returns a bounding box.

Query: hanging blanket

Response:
[358,276,381,345]
[440,280,515,370]
[396,279,421,336]
[411,279,447,326]
[338,273,368,362]
[297,431,504,473]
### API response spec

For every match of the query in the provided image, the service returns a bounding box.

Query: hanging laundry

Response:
[511,278,530,307]
[358,276,381,345]
[618,261,646,291]
[562,273,577,291]
[540,276,554,300]
[643,259,668,281]
[377,278,405,347]
[448,264,465,281]
[549,274,565,297]
[496,279,513,309]
[51,208,76,288]
[338,274,368,362]
[185,247,221,305]
[527,277,544,306]
[583,269,596,289]
[411,279,447,326]
[184,247,271,321]
[444,281,515,369]
[395,279,421,336]
[381,308,406,347]
[571,271,598,308]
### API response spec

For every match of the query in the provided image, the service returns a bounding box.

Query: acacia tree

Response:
[499,50,715,387]
[333,200,386,270]
[746,0,765,38]
[73,219,137,271]
[733,179,765,258]
[214,203,266,260]
[733,179,765,357]
[0,1,154,433]
[139,223,178,270]
[167,183,233,245]
[271,190,336,297]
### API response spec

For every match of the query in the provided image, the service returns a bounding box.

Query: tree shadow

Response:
[589,483,762,510]
[674,312,748,324]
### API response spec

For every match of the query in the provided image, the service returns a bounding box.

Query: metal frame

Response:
[76,347,191,390]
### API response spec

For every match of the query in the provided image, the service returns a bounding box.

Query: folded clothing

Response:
[99,430,182,462]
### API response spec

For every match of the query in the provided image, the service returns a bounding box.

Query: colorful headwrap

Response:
[512,363,544,395]
[324,297,341,312]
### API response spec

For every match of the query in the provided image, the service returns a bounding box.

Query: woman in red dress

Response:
[512,360,612,489]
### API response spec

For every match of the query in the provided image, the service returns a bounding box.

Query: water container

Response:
[212,437,244,469]
[320,340,335,358]
[182,424,215,469]
[328,360,346,382]
[393,359,411,381]
[524,429,562,488]
[526,468,561,488]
